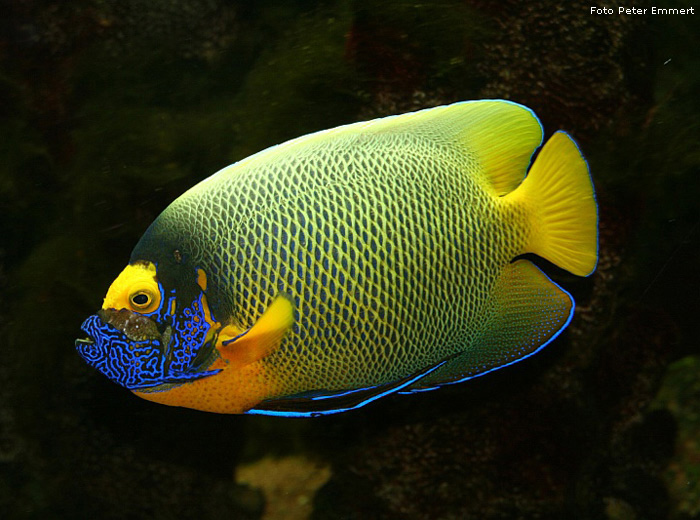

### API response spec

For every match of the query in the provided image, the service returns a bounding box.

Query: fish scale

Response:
[144,130,517,395]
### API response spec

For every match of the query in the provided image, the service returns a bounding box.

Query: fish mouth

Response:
[75,336,95,347]
[76,318,98,350]
[75,316,107,366]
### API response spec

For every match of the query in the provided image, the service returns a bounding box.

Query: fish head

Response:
[76,261,222,390]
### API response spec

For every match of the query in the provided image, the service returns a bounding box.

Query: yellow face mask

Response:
[102,262,162,314]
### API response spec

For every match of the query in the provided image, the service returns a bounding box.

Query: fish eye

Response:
[129,289,157,312]
[132,293,150,306]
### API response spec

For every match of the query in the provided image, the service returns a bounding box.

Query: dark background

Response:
[1,1,698,519]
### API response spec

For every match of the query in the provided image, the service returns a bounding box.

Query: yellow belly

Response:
[133,358,281,414]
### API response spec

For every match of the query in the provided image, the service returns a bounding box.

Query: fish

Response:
[76,100,598,416]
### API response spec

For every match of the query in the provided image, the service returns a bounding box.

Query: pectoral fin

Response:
[217,294,294,368]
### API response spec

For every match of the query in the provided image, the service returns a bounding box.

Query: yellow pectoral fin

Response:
[217,294,295,368]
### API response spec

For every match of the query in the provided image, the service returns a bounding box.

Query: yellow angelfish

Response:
[76,100,598,416]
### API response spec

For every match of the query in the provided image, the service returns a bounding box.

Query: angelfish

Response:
[76,100,598,416]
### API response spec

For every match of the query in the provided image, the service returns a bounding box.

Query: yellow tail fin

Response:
[508,131,598,276]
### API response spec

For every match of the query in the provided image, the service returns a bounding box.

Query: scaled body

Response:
[77,100,598,415]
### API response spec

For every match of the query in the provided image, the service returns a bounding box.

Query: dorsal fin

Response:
[201,100,543,197]
[453,100,543,195]
[354,99,544,196]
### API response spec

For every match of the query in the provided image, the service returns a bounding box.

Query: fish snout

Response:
[75,313,168,389]
[75,315,107,364]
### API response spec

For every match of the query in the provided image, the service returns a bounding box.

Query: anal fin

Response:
[404,259,574,392]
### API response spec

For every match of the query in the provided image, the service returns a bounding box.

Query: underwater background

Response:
[1,1,698,519]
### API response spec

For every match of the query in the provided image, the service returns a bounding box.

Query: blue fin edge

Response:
[398,266,576,394]
[245,359,449,417]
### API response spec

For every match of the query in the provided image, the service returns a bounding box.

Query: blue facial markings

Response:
[76,314,166,389]
[76,269,221,391]
[165,292,215,375]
